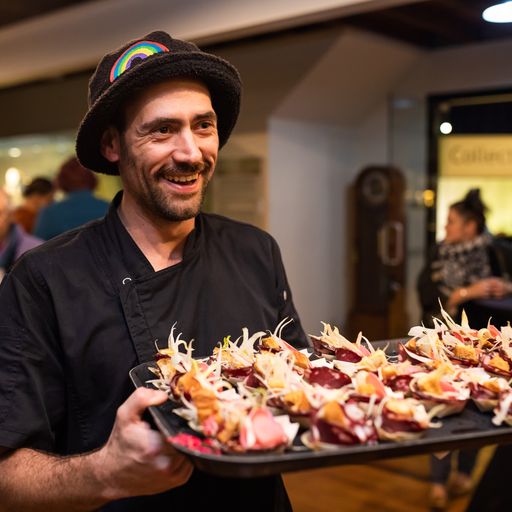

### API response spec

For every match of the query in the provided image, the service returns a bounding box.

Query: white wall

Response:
[267,29,420,335]
[268,119,354,334]
[267,103,397,335]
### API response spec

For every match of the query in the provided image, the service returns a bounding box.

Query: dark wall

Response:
[0,71,91,137]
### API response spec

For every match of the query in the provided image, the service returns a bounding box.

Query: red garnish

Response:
[168,433,221,454]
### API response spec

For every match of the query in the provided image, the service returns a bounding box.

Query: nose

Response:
[172,128,202,166]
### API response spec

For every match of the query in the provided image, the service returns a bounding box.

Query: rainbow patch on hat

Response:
[110,40,169,82]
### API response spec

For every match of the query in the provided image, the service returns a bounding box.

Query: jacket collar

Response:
[103,191,202,281]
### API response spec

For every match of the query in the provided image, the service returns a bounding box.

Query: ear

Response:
[100,127,121,163]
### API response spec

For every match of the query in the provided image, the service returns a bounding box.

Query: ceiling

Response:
[4,1,512,50]
[0,0,92,29]
[343,0,512,49]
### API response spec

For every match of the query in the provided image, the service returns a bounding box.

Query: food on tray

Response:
[493,391,512,427]
[351,370,388,402]
[310,323,371,361]
[147,307,512,455]
[410,363,469,417]
[304,366,351,389]
[374,398,440,441]
[379,361,425,394]
[308,400,377,447]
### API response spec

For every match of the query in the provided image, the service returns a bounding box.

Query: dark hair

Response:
[56,157,97,193]
[450,188,487,234]
[23,177,53,198]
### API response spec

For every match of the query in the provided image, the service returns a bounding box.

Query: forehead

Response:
[448,208,463,222]
[125,79,213,120]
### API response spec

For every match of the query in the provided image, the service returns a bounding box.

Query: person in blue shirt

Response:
[34,157,109,239]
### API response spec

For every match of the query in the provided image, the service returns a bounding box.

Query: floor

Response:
[284,447,494,512]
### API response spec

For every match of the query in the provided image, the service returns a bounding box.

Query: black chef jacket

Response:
[0,192,308,511]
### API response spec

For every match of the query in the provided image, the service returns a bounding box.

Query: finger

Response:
[167,453,194,480]
[144,429,165,456]
[118,387,169,423]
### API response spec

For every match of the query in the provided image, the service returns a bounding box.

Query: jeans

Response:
[430,449,478,484]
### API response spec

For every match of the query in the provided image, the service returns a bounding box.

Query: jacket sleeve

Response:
[417,245,448,325]
[0,257,65,452]
[269,237,310,349]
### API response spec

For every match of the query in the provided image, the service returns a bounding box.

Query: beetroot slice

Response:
[334,348,362,363]
[381,411,424,433]
[386,375,413,393]
[314,418,360,445]
[222,366,253,379]
[306,367,351,388]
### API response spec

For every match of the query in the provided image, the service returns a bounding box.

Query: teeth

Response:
[169,173,199,183]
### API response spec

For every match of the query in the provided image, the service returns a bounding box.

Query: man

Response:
[0,31,307,511]
[34,157,109,240]
[13,177,54,233]
[0,188,42,281]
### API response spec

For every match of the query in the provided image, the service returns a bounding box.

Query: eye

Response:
[198,119,215,130]
[157,126,170,134]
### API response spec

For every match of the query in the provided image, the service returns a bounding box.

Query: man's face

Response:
[105,79,219,223]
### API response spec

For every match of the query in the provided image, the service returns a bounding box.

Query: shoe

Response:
[429,484,448,510]
[450,472,473,497]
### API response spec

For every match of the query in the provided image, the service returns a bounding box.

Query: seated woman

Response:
[418,188,512,328]
[417,188,512,510]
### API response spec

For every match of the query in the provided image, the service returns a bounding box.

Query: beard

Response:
[147,162,212,222]
[119,137,213,223]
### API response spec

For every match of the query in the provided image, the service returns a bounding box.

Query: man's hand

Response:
[0,388,193,512]
[94,387,193,501]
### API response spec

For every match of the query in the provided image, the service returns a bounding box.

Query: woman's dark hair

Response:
[22,177,53,198]
[450,188,487,234]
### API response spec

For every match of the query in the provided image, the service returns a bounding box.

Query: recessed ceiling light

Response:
[440,122,453,134]
[483,1,512,23]
[8,147,21,158]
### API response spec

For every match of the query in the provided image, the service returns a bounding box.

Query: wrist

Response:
[88,447,121,503]
[459,287,469,301]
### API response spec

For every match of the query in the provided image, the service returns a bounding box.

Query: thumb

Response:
[118,387,168,423]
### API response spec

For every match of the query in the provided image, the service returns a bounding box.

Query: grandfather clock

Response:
[347,165,408,340]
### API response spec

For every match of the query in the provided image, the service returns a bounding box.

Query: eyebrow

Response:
[140,111,217,132]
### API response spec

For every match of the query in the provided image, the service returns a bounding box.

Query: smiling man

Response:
[0,31,308,511]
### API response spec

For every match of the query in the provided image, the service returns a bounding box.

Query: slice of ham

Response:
[240,407,287,450]
[306,367,351,388]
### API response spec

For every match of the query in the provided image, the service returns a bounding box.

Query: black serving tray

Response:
[129,339,512,478]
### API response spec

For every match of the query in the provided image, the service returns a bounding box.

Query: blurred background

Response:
[2,1,512,509]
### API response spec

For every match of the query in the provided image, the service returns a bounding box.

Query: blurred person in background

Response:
[34,156,109,240]
[418,188,512,329]
[13,177,54,233]
[417,188,512,510]
[0,188,42,282]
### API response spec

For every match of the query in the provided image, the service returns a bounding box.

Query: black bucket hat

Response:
[76,30,242,175]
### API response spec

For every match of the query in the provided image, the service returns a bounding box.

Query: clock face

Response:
[361,169,389,206]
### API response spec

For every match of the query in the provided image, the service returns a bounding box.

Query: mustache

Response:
[155,162,211,180]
